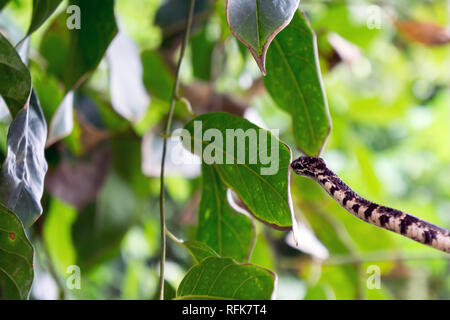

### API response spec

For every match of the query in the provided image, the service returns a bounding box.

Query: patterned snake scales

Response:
[291,156,450,253]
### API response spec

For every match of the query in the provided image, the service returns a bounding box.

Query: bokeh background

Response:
[0,0,449,300]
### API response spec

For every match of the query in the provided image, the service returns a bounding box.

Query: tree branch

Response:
[158,0,196,300]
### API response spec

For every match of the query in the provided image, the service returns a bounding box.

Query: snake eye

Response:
[291,156,324,177]
[290,158,304,171]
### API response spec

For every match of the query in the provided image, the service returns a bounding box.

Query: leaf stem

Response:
[165,227,184,245]
[158,0,196,300]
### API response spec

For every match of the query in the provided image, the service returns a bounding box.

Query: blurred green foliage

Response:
[0,0,449,300]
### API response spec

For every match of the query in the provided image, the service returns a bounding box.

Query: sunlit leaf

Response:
[311,5,379,49]
[43,198,77,274]
[249,232,275,271]
[176,257,276,300]
[264,11,331,156]
[0,203,34,300]
[0,91,48,227]
[0,33,31,117]
[183,112,295,230]
[226,0,299,74]
[198,164,254,262]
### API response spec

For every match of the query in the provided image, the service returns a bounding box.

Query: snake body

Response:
[291,156,450,253]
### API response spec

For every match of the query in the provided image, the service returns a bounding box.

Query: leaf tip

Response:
[250,51,267,76]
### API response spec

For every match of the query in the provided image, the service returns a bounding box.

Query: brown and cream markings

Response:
[291,156,450,253]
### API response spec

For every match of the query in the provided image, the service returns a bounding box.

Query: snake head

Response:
[291,156,326,177]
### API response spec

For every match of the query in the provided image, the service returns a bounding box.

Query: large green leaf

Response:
[226,0,299,74]
[0,204,34,300]
[62,0,118,90]
[0,33,31,117]
[183,112,295,230]
[176,257,276,300]
[264,11,331,156]
[0,91,48,227]
[26,0,63,36]
[198,164,254,262]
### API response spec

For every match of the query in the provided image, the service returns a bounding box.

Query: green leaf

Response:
[183,112,294,230]
[226,0,299,74]
[30,62,65,123]
[264,11,331,156]
[39,14,70,81]
[198,164,254,262]
[26,0,63,36]
[141,50,174,101]
[0,33,31,117]
[181,240,220,263]
[0,91,48,227]
[191,26,215,81]
[43,198,77,274]
[176,257,276,300]
[0,203,34,300]
[249,232,275,271]
[63,0,118,90]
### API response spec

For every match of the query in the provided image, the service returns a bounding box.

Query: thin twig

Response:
[158,0,196,300]
[165,227,184,245]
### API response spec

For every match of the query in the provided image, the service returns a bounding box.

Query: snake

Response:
[291,156,450,253]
